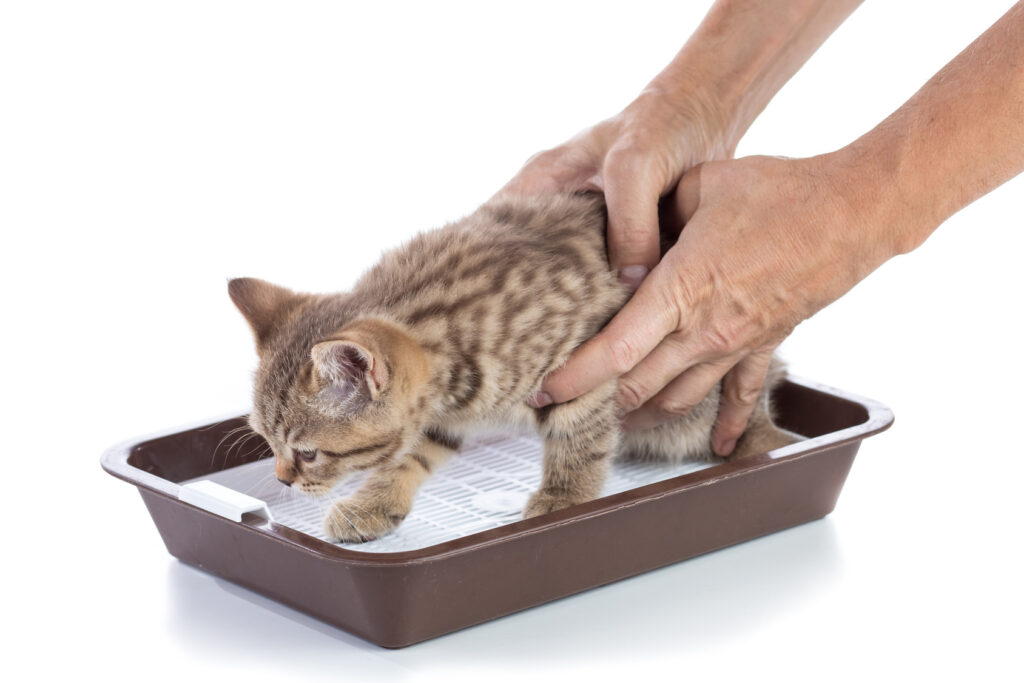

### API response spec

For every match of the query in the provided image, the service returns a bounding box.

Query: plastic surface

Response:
[101,376,893,648]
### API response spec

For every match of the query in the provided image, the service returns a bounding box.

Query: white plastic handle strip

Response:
[178,480,274,523]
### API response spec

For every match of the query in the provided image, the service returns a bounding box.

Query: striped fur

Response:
[229,193,792,543]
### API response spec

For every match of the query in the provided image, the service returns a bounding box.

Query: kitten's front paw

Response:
[324,497,408,544]
[523,490,587,519]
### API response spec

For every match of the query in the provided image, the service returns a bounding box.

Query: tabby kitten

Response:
[230,193,793,543]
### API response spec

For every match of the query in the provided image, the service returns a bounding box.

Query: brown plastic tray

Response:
[101,376,892,648]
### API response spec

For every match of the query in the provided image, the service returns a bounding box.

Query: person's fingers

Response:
[620,358,735,432]
[614,334,700,413]
[652,163,707,246]
[710,348,775,456]
[674,162,705,222]
[602,152,662,287]
[530,276,679,406]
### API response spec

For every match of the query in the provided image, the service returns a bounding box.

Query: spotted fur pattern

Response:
[229,193,792,543]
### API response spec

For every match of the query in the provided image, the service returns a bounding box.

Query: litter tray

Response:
[101,376,892,648]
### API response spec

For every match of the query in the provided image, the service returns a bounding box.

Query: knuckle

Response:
[656,398,696,419]
[704,321,742,356]
[615,380,647,412]
[725,380,762,407]
[715,393,753,431]
[608,338,640,374]
[604,143,652,178]
[608,218,658,249]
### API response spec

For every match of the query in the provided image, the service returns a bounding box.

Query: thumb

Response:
[603,156,662,290]
[674,163,706,223]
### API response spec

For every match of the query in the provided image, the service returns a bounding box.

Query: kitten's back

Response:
[348,193,628,422]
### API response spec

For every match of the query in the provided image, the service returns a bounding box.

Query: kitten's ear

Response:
[228,278,303,349]
[311,339,390,405]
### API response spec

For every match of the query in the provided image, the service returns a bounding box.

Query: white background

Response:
[2,1,1022,681]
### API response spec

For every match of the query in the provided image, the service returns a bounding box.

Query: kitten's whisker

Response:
[236,433,264,462]
[245,471,276,496]
[336,508,362,539]
[222,430,265,473]
[221,432,248,469]
[344,500,379,529]
[212,424,253,470]
[226,431,252,459]
[199,416,238,433]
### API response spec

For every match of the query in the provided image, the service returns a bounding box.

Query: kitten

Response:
[229,193,794,543]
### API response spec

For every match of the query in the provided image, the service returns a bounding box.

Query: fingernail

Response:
[716,439,737,457]
[619,265,649,291]
[529,391,553,408]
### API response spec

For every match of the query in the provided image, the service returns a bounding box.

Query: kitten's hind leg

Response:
[525,381,619,518]
[324,428,461,543]
[729,359,799,459]
[729,414,800,459]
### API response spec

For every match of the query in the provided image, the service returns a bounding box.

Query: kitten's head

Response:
[228,278,432,497]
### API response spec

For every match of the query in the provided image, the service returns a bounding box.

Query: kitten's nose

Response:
[277,477,292,487]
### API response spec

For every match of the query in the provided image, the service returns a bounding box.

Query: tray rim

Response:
[102,375,893,567]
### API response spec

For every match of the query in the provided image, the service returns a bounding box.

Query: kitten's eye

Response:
[295,449,318,462]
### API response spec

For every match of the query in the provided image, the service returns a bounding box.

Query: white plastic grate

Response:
[186,431,717,553]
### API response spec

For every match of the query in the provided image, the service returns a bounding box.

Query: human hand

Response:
[529,153,904,455]
[500,85,733,286]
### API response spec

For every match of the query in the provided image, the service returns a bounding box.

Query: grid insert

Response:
[189,431,716,553]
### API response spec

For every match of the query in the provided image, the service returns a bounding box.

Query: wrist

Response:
[630,75,736,161]
[818,142,936,262]
[647,1,864,153]
[640,50,789,156]
[642,58,749,155]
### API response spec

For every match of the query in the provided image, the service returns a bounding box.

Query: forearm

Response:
[647,0,864,151]
[840,2,1024,256]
